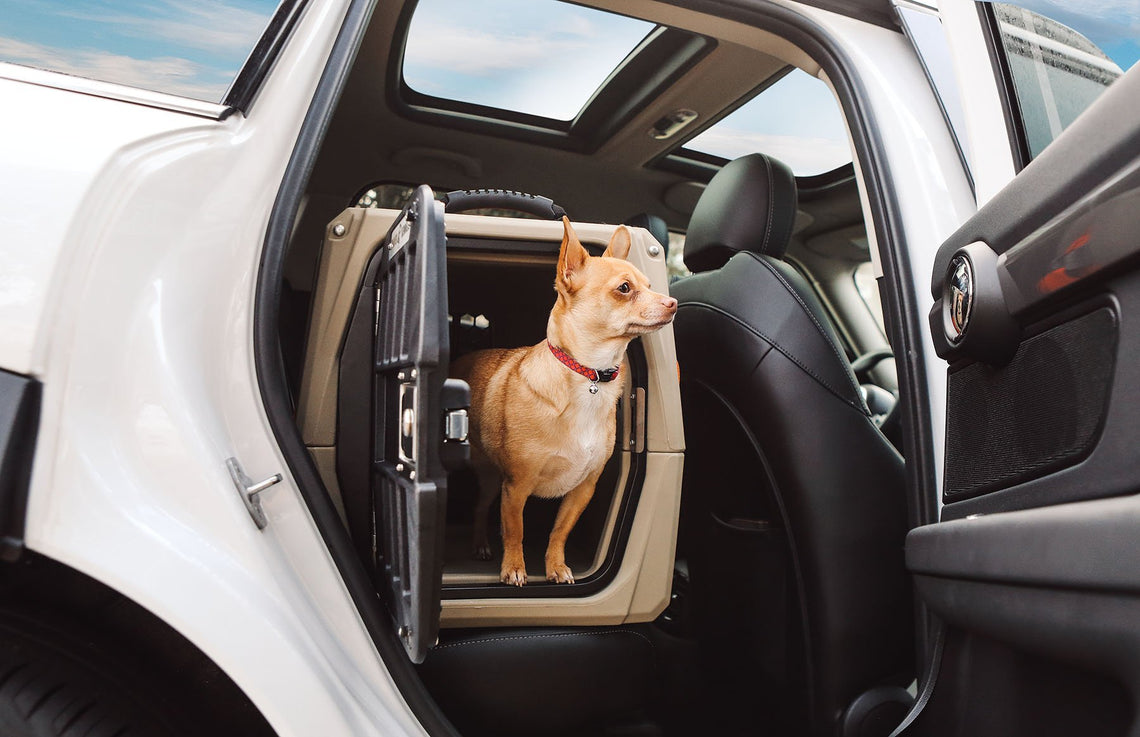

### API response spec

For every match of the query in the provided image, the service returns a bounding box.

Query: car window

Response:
[985,0,1139,160]
[0,0,283,102]
[402,0,654,121]
[679,68,852,177]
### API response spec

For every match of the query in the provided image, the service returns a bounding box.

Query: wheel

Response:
[0,614,185,737]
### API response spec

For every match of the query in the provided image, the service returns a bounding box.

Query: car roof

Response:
[308,0,893,234]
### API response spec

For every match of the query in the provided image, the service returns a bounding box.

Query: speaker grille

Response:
[944,307,1117,501]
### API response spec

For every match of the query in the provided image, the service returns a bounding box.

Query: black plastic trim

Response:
[252,0,460,734]
[223,0,310,114]
[0,370,39,561]
[792,0,898,30]
[910,493,1140,595]
[914,574,1140,676]
[572,27,716,150]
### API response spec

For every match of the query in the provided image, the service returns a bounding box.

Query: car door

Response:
[898,1,1140,734]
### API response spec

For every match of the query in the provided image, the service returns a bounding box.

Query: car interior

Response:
[277,0,912,735]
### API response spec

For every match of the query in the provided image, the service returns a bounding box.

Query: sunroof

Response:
[682,68,852,176]
[402,0,655,121]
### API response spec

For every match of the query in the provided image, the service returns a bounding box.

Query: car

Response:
[0,0,1137,735]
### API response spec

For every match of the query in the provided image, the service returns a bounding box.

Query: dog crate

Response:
[295,189,684,639]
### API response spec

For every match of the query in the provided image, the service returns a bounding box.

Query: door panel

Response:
[928,64,1140,516]
[903,40,1140,737]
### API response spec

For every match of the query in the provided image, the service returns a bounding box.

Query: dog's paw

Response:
[546,563,575,584]
[473,542,492,561]
[500,565,527,586]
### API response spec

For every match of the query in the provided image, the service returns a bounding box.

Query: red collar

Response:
[548,342,620,386]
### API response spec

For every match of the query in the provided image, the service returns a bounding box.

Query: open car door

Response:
[901,9,1140,734]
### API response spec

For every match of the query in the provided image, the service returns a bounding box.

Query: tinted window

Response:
[988,1,1139,159]
[0,0,282,102]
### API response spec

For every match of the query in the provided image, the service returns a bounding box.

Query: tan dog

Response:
[451,217,677,586]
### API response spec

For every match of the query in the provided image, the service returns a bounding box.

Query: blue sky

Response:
[0,0,280,101]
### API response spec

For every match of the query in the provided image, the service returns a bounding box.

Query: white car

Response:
[1,0,1137,735]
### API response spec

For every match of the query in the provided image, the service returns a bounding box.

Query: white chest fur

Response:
[532,388,618,498]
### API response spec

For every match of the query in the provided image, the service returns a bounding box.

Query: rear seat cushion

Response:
[417,626,656,736]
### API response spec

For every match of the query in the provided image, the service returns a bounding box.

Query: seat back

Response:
[670,154,912,735]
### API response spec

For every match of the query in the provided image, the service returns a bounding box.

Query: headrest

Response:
[683,153,798,273]
[623,213,670,254]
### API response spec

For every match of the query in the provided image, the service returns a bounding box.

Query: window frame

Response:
[978,1,1035,172]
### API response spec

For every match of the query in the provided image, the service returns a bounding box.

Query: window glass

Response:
[0,0,282,102]
[403,0,654,121]
[988,1,1139,159]
[680,68,852,176]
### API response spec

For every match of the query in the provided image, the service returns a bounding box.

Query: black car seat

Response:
[624,212,670,253]
[669,154,912,736]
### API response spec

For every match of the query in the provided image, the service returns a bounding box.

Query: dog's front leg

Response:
[500,480,532,586]
[545,479,597,584]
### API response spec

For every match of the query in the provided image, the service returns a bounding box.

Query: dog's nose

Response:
[662,296,678,312]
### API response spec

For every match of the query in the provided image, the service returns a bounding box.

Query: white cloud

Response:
[404,22,589,76]
[55,0,271,57]
[0,36,225,100]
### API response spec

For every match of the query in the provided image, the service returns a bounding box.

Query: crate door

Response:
[371,185,464,662]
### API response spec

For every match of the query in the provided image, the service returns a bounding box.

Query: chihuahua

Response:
[451,217,678,586]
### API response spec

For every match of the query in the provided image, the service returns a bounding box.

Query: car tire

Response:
[0,614,186,737]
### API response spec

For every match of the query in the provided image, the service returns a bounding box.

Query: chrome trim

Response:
[226,457,282,530]
[945,254,974,343]
[0,62,232,120]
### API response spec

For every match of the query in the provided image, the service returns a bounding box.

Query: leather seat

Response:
[670,154,912,736]
[624,213,670,253]
[417,626,657,737]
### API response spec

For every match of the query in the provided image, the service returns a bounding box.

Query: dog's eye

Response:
[617,282,631,294]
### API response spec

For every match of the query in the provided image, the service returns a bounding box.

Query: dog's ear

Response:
[558,216,589,290]
[603,226,632,260]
